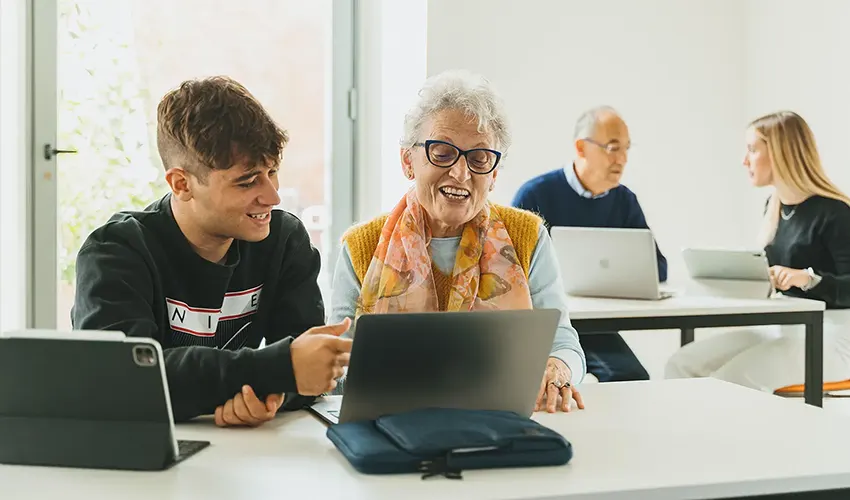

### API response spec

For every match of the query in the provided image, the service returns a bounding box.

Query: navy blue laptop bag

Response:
[326,407,572,479]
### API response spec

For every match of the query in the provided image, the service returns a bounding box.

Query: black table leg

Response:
[680,328,695,347]
[804,314,824,407]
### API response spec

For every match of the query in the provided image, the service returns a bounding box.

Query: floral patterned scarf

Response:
[356,188,533,315]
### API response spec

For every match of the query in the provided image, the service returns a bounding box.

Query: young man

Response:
[512,105,665,383]
[72,76,351,427]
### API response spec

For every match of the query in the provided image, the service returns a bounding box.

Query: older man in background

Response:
[512,105,665,383]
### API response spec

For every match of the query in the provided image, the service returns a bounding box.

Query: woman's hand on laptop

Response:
[535,358,585,414]
[769,265,809,291]
[214,385,284,427]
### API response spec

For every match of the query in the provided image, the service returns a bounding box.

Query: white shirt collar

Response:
[563,163,610,199]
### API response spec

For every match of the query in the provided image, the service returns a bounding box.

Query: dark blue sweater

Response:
[512,168,668,282]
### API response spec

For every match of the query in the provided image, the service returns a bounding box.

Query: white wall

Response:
[746,0,850,193]
[354,0,427,220]
[426,0,763,285]
[379,0,427,212]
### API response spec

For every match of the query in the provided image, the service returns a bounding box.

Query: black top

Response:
[72,194,325,421]
[765,195,850,309]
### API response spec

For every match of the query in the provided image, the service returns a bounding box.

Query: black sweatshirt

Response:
[765,195,850,309]
[71,194,325,421]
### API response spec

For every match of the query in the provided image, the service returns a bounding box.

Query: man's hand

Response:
[214,385,284,427]
[290,318,353,396]
[769,265,810,291]
[535,357,585,413]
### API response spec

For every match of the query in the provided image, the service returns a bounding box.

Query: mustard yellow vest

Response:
[343,205,543,304]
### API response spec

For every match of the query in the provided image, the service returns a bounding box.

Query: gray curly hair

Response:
[400,70,511,159]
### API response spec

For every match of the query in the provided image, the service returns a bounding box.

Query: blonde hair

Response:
[751,111,850,246]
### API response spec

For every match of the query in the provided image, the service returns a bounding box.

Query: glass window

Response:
[51,0,343,329]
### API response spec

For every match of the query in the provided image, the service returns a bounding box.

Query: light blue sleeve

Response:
[327,244,362,394]
[328,242,360,339]
[528,223,587,384]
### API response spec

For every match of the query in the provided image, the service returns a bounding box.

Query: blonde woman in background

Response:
[665,111,850,392]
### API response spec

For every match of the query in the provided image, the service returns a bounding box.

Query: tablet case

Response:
[0,334,207,470]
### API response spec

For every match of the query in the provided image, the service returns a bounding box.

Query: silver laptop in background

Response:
[309,309,561,425]
[682,248,771,281]
[550,226,672,300]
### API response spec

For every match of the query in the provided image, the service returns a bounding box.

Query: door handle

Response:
[43,143,78,160]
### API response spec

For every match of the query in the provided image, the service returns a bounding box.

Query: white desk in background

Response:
[567,294,827,406]
[3,379,850,500]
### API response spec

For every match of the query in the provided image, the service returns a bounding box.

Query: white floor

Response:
[621,327,736,381]
[613,328,850,417]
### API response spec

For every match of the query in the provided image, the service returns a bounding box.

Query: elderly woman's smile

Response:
[438,185,470,201]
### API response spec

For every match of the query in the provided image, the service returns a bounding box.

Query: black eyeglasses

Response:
[582,138,631,155]
[413,140,502,175]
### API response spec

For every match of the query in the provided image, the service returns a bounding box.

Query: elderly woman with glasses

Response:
[329,70,587,413]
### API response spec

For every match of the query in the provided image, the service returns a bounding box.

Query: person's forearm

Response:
[164,338,298,421]
[550,326,587,384]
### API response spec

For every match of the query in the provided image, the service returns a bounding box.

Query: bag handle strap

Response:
[418,455,463,480]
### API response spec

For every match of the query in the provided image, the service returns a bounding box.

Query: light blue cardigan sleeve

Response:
[525,224,587,384]
[328,243,363,335]
[328,223,587,384]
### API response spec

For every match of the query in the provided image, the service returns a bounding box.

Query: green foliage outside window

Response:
[57,0,166,284]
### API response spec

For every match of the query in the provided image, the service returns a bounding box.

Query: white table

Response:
[3,379,850,500]
[566,295,826,406]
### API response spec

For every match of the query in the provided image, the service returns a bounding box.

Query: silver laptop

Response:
[308,309,561,425]
[682,248,771,281]
[550,226,672,300]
